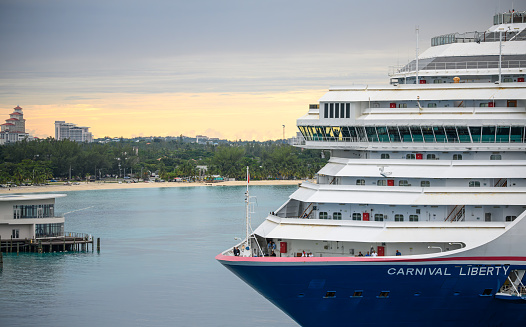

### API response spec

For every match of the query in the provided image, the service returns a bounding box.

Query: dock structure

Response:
[1,194,97,255]
[0,233,96,254]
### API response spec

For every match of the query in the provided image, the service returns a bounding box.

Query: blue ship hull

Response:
[218,257,526,326]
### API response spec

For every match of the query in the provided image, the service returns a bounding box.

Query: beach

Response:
[0,179,306,194]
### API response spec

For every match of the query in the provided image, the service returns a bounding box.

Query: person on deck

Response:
[233,247,240,256]
[396,250,402,256]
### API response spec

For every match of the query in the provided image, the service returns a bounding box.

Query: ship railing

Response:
[390,59,526,75]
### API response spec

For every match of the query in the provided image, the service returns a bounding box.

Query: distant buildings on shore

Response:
[0,106,33,145]
[54,121,93,143]
[1,105,296,145]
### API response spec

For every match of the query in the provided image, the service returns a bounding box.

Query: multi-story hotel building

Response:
[54,121,93,143]
[0,105,31,145]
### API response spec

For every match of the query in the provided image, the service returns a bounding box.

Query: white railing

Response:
[391,60,526,75]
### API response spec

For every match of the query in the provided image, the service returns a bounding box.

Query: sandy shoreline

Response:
[0,179,306,194]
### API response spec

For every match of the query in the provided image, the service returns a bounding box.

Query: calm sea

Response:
[0,185,299,327]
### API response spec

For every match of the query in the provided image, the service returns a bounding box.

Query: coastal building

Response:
[54,121,93,143]
[0,105,32,145]
[0,194,66,240]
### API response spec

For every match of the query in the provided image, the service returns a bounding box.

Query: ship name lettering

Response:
[388,266,509,276]
[387,267,451,276]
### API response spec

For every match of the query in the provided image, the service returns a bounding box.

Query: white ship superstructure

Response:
[218,11,526,327]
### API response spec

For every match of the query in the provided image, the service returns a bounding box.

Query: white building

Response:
[55,121,93,143]
[0,105,32,145]
[0,194,66,240]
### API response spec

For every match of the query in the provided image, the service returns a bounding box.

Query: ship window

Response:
[399,126,411,142]
[490,154,502,160]
[334,103,340,118]
[356,179,365,185]
[346,103,350,118]
[506,216,517,222]
[324,104,328,118]
[378,291,390,298]
[324,291,336,298]
[410,126,423,142]
[427,154,436,160]
[421,181,430,187]
[377,180,386,186]
[406,154,416,160]
[340,103,345,119]
[399,180,410,186]
[496,126,510,143]
[374,214,384,221]
[388,126,401,142]
[427,103,437,108]
[352,213,362,221]
[469,126,482,142]
[409,215,419,222]
[298,293,305,298]
[329,103,334,118]
[352,291,363,297]
[453,154,463,160]
[333,212,342,220]
[319,212,328,219]
[469,181,480,187]
[381,153,390,159]
[398,103,407,108]
[503,78,513,83]
[479,103,488,107]
[395,214,404,222]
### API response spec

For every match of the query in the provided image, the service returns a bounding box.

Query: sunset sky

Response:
[0,0,517,140]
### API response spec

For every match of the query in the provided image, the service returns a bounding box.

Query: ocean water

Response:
[0,185,299,327]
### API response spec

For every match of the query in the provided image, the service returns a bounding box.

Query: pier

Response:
[0,233,97,254]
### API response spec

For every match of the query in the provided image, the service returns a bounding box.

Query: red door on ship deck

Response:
[377,246,385,256]
[363,212,370,221]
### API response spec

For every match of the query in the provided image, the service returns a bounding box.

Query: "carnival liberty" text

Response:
[387,266,510,276]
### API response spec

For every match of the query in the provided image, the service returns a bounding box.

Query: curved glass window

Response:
[388,126,401,142]
[297,125,525,144]
[319,212,328,219]
[433,127,447,143]
[445,126,458,143]
[366,127,378,142]
[469,126,482,142]
[377,126,389,142]
[410,126,424,142]
[352,213,362,221]
[399,126,411,142]
[482,126,496,143]
[496,126,510,143]
[422,126,435,142]
[333,212,342,220]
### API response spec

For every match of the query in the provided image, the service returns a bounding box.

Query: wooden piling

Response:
[97,238,100,252]
[17,242,19,256]
[63,238,66,252]
[0,251,3,267]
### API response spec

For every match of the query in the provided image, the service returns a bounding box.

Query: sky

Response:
[0,0,519,141]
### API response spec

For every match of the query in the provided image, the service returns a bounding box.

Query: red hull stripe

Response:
[215,254,526,263]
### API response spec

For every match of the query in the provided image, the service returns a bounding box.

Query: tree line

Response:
[0,138,329,184]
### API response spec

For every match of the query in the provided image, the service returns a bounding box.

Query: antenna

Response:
[416,26,419,84]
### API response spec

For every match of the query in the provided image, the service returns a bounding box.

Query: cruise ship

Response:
[217,11,526,326]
